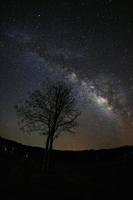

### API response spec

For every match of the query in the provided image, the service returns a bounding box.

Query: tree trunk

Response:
[48,135,54,169]
[42,134,50,172]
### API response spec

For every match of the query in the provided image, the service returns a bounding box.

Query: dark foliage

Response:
[15,81,80,171]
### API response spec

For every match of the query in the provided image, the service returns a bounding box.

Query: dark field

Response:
[0,137,133,199]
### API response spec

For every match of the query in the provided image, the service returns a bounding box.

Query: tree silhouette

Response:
[15,81,80,171]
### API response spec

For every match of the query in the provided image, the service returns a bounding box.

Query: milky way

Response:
[0,0,133,149]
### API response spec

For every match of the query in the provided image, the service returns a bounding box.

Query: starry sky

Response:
[0,0,133,150]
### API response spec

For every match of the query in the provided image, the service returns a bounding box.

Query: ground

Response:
[0,151,133,199]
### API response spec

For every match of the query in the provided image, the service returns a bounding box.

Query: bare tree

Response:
[15,81,80,171]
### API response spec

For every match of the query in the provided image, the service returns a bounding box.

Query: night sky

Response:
[0,0,133,150]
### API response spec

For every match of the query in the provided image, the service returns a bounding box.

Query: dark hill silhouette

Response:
[0,136,133,199]
[0,136,133,164]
